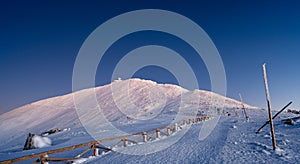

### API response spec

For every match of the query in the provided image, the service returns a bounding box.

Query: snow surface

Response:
[31,135,52,149]
[78,110,299,164]
[0,78,299,163]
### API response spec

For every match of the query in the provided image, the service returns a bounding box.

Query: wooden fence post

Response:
[174,123,178,132]
[142,132,147,142]
[40,154,48,164]
[156,129,160,138]
[93,143,99,156]
[123,137,127,147]
[167,128,171,136]
[262,63,276,150]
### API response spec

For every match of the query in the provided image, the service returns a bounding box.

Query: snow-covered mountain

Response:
[1,78,299,163]
[4,79,288,163]
[0,78,264,162]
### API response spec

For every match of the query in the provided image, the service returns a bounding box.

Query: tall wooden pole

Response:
[262,63,276,150]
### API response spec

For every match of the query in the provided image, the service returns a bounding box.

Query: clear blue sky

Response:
[1,0,300,114]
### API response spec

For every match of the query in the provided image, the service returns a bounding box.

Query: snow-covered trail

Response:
[84,109,300,163]
[83,118,230,163]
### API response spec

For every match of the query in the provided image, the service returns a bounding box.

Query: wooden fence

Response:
[0,116,210,164]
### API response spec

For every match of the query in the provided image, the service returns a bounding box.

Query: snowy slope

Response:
[1,78,286,163]
[0,78,257,149]
[84,109,300,164]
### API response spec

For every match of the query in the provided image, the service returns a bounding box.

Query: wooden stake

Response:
[156,129,160,138]
[167,128,171,136]
[174,123,178,132]
[239,93,249,121]
[123,137,127,147]
[40,154,48,164]
[93,143,99,156]
[142,132,147,142]
[262,63,276,150]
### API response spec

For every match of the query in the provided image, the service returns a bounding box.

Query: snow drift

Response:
[32,135,51,149]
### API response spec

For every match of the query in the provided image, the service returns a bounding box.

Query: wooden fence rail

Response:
[0,116,210,164]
